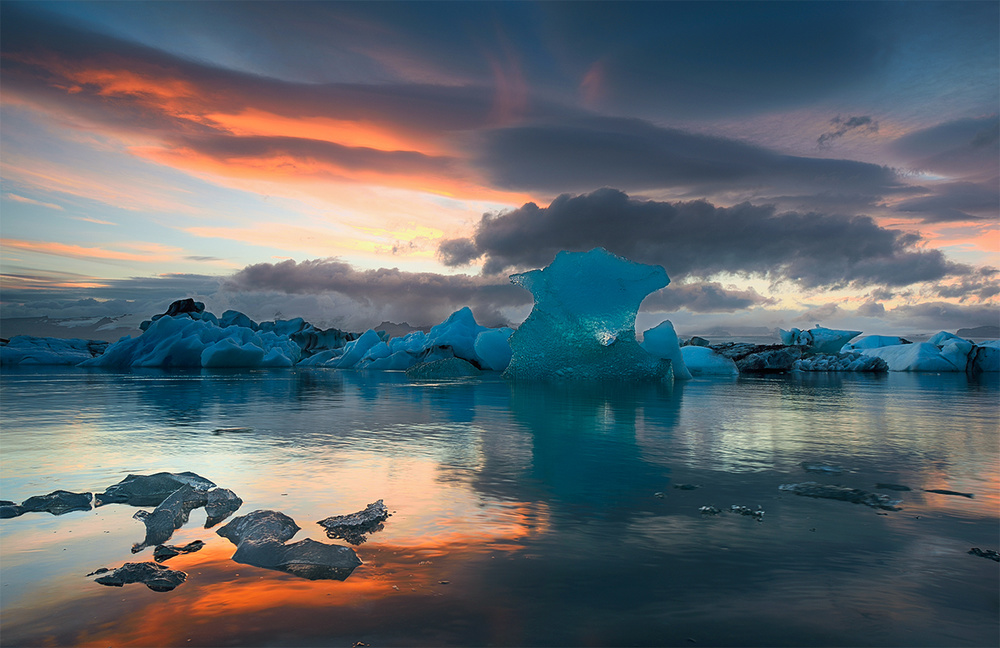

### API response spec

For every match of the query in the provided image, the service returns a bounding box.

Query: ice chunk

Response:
[502,248,672,381]
[1,336,108,366]
[641,320,692,380]
[473,327,514,371]
[793,352,888,372]
[679,346,739,376]
[81,315,301,369]
[843,335,912,350]
[858,342,963,372]
[778,327,862,354]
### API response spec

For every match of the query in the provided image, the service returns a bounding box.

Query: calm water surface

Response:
[1,368,997,647]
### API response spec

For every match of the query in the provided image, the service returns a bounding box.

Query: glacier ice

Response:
[842,335,912,351]
[679,346,739,376]
[778,327,861,354]
[1,336,108,366]
[641,321,692,380]
[81,315,302,369]
[501,248,672,382]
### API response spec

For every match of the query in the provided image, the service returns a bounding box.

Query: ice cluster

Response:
[502,248,673,381]
[2,253,997,375]
[851,331,999,373]
[28,300,514,373]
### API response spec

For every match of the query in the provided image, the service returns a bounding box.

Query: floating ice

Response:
[679,346,739,376]
[1,336,108,366]
[641,320,692,380]
[842,335,912,351]
[778,327,861,354]
[502,248,672,381]
[859,341,963,372]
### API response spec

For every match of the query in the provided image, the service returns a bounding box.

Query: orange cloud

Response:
[1,238,182,264]
[5,192,64,210]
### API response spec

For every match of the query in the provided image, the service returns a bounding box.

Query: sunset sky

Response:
[1,1,997,335]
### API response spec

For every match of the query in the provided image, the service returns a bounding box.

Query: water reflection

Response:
[1,368,996,647]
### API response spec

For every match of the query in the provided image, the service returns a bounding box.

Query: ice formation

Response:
[69,299,513,371]
[502,248,672,381]
[1,336,108,366]
[778,327,861,354]
[641,321,692,380]
[854,333,999,372]
[679,346,739,376]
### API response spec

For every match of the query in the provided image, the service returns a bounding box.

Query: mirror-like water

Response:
[1,368,997,647]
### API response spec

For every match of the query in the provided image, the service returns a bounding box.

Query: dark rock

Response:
[779,481,902,511]
[876,483,912,491]
[132,484,209,553]
[405,357,480,379]
[2,490,93,518]
[735,346,803,373]
[968,548,1000,562]
[153,540,205,562]
[96,472,216,507]
[923,489,974,499]
[205,487,243,527]
[218,510,362,581]
[92,561,187,591]
[0,502,22,518]
[166,298,205,317]
[318,500,390,545]
[801,462,844,475]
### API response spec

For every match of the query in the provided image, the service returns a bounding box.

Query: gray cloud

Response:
[223,258,528,327]
[884,301,1000,332]
[857,300,886,318]
[890,116,1000,179]
[476,117,902,197]
[893,181,999,223]
[817,115,879,147]
[642,282,775,313]
[440,188,972,290]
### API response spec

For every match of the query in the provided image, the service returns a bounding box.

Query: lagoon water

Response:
[1,367,997,647]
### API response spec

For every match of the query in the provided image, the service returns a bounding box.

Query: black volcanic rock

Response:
[1,490,93,518]
[92,561,187,591]
[96,472,216,507]
[318,500,389,545]
[218,509,362,581]
[132,484,209,553]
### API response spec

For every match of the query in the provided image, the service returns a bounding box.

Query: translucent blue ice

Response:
[502,248,672,381]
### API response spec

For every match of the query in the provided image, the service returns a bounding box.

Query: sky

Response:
[1,1,998,336]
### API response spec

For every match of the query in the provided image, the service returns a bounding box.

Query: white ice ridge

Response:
[501,248,673,381]
[779,327,862,354]
[849,332,999,372]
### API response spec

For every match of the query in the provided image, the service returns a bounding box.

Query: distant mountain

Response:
[373,321,430,339]
[0,316,142,342]
[956,325,1000,339]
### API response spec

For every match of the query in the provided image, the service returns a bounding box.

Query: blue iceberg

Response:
[501,248,672,382]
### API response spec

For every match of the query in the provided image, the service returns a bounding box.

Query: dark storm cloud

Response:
[890,116,1000,178]
[641,282,774,313]
[538,2,892,118]
[475,117,902,196]
[438,188,971,289]
[817,115,879,147]
[894,181,999,223]
[0,4,511,139]
[223,258,530,326]
[886,301,1000,332]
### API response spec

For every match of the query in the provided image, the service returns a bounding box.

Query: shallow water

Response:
[1,368,997,647]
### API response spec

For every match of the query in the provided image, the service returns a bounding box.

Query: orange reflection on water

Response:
[34,500,550,648]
